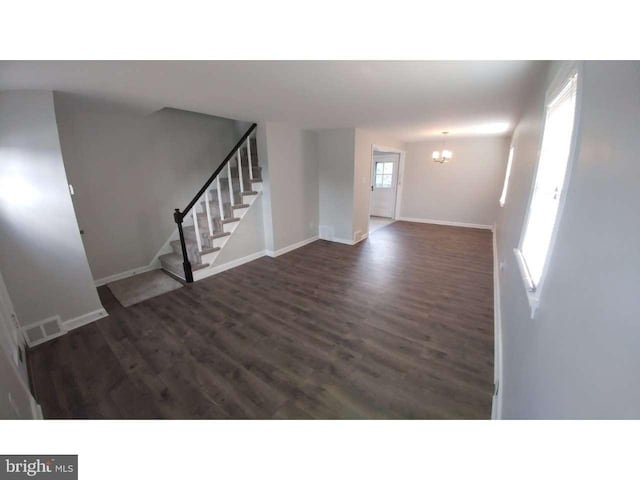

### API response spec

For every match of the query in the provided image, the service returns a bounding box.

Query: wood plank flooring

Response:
[28,221,495,419]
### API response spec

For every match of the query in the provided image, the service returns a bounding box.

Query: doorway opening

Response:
[368,146,404,235]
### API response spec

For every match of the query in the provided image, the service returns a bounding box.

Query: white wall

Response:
[260,122,319,253]
[353,129,405,240]
[401,136,509,228]
[317,129,356,243]
[0,91,103,328]
[496,61,640,418]
[54,93,242,281]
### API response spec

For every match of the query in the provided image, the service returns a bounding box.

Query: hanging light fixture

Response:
[432,131,453,164]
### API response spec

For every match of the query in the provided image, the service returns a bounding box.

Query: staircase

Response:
[159,124,262,282]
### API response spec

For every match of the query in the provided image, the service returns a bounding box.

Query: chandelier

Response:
[432,131,452,164]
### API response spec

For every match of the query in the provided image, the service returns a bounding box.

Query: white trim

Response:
[514,247,539,318]
[491,226,504,420]
[370,144,407,221]
[319,235,356,245]
[266,235,319,258]
[193,250,267,281]
[63,308,109,331]
[397,217,493,231]
[94,264,158,287]
[30,396,43,420]
[514,61,583,318]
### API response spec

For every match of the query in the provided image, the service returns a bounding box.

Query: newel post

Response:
[174,208,194,283]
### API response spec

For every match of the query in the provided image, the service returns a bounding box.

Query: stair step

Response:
[209,231,231,240]
[170,240,219,255]
[232,203,250,210]
[241,191,258,196]
[221,217,240,224]
[159,253,208,271]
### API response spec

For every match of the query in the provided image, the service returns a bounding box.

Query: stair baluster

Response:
[192,208,202,253]
[227,163,235,207]
[204,190,214,237]
[247,138,254,181]
[216,177,225,219]
[237,150,245,193]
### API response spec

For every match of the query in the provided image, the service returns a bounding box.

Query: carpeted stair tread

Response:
[159,252,208,271]
[209,232,231,239]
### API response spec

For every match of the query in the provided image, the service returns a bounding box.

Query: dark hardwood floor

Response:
[28,221,495,419]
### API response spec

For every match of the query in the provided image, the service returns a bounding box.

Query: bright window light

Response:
[517,73,578,292]
[499,146,515,207]
[374,161,394,188]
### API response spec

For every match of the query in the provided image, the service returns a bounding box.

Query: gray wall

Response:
[401,136,509,227]
[317,129,356,243]
[54,93,241,281]
[0,91,103,328]
[260,122,318,252]
[496,61,640,418]
[212,196,266,264]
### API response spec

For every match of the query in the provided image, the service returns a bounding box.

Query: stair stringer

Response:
[192,186,264,281]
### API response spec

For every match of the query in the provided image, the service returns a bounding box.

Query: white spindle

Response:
[204,191,214,237]
[247,136,254,181]
[191,208,202,253]
[216,177,224,220]
[227,163,235,207]
[237,151,245,193]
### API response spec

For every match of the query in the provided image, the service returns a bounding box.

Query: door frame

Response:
[369,144,406,221]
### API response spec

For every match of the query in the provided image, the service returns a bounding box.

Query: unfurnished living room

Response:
[3,59,639,423]
[2,0,640,473]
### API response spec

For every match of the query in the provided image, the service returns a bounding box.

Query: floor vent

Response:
[23,316,65,347]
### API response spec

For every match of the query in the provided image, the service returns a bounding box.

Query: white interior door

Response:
[0,271,22,369]
[0,271,37,418]
[370,154,399,218]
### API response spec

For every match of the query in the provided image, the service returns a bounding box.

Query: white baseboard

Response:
[397,216,493,231]
[194,249,268,281]
[94,264,157,287]
[64,307,109,331]
[491,225,504,420]
[355,232,368,243]
[319,235,356,245]
[266,235,319,257]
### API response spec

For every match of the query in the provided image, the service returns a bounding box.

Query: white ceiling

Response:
[0,61,547,142]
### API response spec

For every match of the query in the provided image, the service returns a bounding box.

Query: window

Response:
[499,146,515,207]
[374,161,394,188]
[515,72,579,314]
